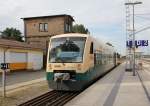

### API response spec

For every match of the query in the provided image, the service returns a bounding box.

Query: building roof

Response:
[0,38,44,51]
[21,14,74,21]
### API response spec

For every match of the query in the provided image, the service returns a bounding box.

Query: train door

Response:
[9,52,27,70]
[113,52,117,66]
[29,53,43,70]
[90,42,95,66]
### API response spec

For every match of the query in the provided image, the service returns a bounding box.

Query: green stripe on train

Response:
[46,72,53,80]
[46,65,104,81]
[46,72,89,81]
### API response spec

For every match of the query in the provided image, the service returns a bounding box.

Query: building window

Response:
[39,23,48,32]
[65,23,71,32]
[68,25,71,32]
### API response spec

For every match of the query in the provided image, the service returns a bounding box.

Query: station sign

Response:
[0,63,9,70]
[126,40,148,48]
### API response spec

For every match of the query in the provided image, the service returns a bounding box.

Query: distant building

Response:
[21,14,74,49]
[0,39,43,71]
[143,55,150,58]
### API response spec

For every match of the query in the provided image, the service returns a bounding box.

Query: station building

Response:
[21,14,74,50]
[21,14,74,67]
[0,39,43,71]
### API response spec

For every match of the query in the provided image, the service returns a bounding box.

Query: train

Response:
[46,33,119,91]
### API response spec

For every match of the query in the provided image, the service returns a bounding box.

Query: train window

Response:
[49,37,86,63]
[90,42,93,54]
[94,53,96,64]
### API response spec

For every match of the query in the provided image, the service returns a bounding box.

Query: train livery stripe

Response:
[46,72,53,80]
[46,64,114,81]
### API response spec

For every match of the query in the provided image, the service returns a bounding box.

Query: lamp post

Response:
[125,1,142,76]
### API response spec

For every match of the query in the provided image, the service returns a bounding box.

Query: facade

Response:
[0,39,43,71]
[22,14,74,49]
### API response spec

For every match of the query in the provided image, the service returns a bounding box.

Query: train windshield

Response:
[49,37,86,63]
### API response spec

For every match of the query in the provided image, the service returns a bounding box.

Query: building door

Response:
[9,52,27,70]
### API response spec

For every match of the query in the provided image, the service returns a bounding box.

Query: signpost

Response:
[0,49,9,97]
[125,1,142,76]
[1,63,9,97]
[126,40,149,48]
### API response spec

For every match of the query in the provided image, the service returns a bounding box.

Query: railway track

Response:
[18,90,80,106]
[18,65,119,106]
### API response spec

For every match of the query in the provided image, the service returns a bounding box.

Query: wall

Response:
[24,17,65,37]
[0,47,43,71]
[9,51,27,70]
[0,48,4,63]
[0,48,9,63]
[28,51,43,70]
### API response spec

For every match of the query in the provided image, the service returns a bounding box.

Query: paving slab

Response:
[0,70,45,87]
[0,78,45,92]
[65,63,150,106]
[138,62,150,100]
[113,70,149,106]
[0,80,49,106]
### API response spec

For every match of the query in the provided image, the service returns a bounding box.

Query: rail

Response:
[18,90,80,106]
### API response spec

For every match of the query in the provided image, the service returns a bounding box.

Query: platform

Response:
[0,70,45,87]
[1,63,150,106]
[0,80,49,106]
[65,63,150,106]
[0,70,48,106]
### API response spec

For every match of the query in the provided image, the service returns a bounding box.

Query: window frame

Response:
[65,23,71,33]
[39,23,48,32]
[49,37,86,63]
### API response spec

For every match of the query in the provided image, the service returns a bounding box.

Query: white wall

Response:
[28,51,43,70]
[0,48,4,63]
[0,47,43,71]
[0,48,10,63]
[9,52,27,63]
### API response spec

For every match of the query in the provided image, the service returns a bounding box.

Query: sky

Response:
[0,0,150,55]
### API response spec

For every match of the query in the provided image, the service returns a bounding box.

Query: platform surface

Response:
[0,70,48,106]
[65,63,150,106]
[0,80,49,106]
[0,70,45,87]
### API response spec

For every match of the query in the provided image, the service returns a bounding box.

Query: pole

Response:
[125,1,142,75]
[2,50,6,97]
[132,5,136,76]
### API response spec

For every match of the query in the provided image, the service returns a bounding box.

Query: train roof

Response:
[51,33,90,39]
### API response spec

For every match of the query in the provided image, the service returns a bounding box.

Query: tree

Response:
[0,27,23,42]
[72,24,90,34]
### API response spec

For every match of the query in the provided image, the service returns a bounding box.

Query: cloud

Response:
[0,0,125,29]
[0,0,150,55]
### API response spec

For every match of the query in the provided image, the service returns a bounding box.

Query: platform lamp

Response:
[125,1,142,76]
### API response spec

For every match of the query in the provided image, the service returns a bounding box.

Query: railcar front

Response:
[46,34,90,91]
